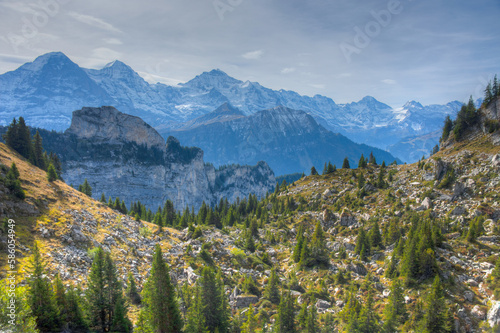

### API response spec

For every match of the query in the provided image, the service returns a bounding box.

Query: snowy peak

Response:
[183,69,242,90]
[351,96,392,110]
[403,100,424,109]
[19,51,76,72]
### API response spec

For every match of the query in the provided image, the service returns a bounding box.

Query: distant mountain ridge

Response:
[164,105,400,175]
[0,52,462,161]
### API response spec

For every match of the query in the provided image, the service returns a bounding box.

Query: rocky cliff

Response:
[42,107,275,210]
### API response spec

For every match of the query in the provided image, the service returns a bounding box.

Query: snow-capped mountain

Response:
[0,52,462,162]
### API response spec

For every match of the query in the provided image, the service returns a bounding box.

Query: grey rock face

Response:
[45,107,275,211]
[488,301,500,329]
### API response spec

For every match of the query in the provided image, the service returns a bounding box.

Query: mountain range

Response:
[164,103,399,175]
[0,52,463,163]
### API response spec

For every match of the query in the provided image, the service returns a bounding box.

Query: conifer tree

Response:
[421,276,449,333]
[264,268,280,304]
[277,291,296,333]
[32,131,45,169]
[310,166,318,176]
[143,244,183,333]
[383,279,407,331]
[358,154,367,168]
[65,286,88,332]
[310,221,328,266]
[322,162,328,175]
[126,272,141,305]
[368,151,377,165]
[6,162,25,199]
[86,247,131,332]
[78,178,92,197]
[27,241,61,332]
[326,161,335,174]
[342,157,350,169]
[47,163,58,182]
[441,115,453,142]
[293,224,304,263]
[368,220,383,250]
[306,298,318,333]
[241,304,258,333]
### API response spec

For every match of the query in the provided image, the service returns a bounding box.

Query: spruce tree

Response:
[293,224,304,263]
[143,244,183,333]
[368,151,376,165]
[6,162,25,199]
[342,157,350,169]
[306,299,318,333]
[368,220,383,250]
[197,267,230,333]
[383,279,407,331]
[441,115,453,142]
[421,276,448,333]
[264,268,280,305]
[326,161,335,174]
[310,221,328,266]
[27,241,61,332]
[126,272,141,305]
[310,166,318,176]
[277,291,296,333]
[32,131,45,169]
[47,163,58,182]
[241,304,258,333]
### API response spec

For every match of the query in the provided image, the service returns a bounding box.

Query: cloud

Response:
[91,47,123,61]
[309,83,325,89]
[242,50,264,60]
[338,73,352,78]
[68,12,122,33]
[281,67,296,74]
[103,38,123,45]
[381,79,397,85]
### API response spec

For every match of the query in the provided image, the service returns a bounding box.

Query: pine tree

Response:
[368,220,383,250]
[326,161,335,174]
[441,115,453,142]
[32,131,45,169]
[322,162,328,175]
[47,163,58,182]
[342,157,350,169]
[78,178,92,197]
[421,276,448,333]
[293,224,304,263]
[241,304,258,333]
[358,154,367,168]
[305,299,318,333]
[126,272,141,305]
[368,151,377,165]
[27,241,61,332]
[86,247,130,332]
[264,268,280,304]
[277,291,296,333]
[383,279,407,331]
[65,286,88,332]
[310,221,328,266]
[195,267,230,333]
[6,162,25,199]
[142,244,183,333]
[310,166,318,176]
[16,117,33,159]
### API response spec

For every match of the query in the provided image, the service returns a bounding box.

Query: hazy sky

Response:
[0,0,499,107]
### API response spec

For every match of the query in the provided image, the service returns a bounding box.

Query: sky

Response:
[0,0,499,107]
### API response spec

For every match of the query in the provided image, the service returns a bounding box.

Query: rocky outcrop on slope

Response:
[42,107,275,210]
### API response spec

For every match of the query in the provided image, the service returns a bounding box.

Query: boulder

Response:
[491,154,500,167]
[471,305,485,320]
[463,290,474,303]
[488,301,500,328]
[340,208,356,227]
[233,295,258,309]
[451,206,467,216]
[315,299,331,310]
